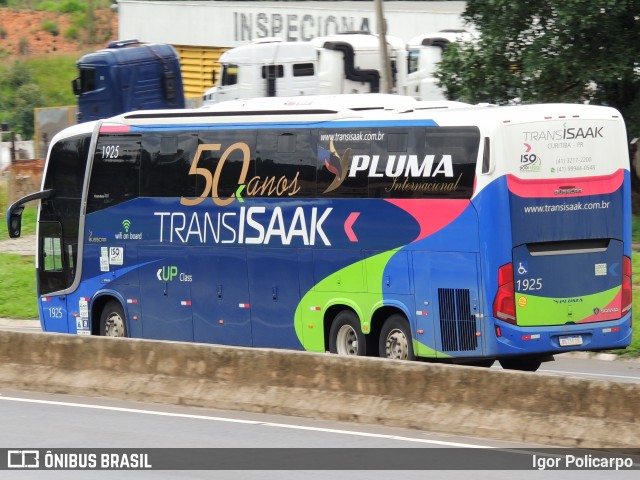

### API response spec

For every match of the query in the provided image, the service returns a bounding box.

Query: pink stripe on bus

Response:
[100,125,131,133]
[507,170,624,198]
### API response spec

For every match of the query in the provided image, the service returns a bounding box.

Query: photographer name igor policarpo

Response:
[533,454,636,471]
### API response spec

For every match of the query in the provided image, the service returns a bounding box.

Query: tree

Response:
[0,61,40,139]
[10,83,42,139]
[435,1,640,138]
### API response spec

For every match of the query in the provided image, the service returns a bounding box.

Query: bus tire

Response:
[329,311,367,356]
[99,300,127,337]
[379,314,415,361]
[499,357,541,372]
[466,359,495,368]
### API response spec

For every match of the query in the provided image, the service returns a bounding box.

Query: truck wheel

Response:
[379,314,415,360]
[99,300,127,337]
[329,311,367,356]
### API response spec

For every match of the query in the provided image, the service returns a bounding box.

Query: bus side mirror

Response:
[7,206,24,239]
[6,189,55,239]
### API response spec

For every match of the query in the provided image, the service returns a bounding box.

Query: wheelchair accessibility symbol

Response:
[517,262,528,275]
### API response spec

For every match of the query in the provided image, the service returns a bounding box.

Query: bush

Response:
[63,26,79,40]
[0,61,34,92]
[58,0,85,14]
[18,38,29,55]
[35,1,58,12]
[41,19,59,36]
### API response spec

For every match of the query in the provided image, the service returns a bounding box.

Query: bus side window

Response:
[140,133,198,198]
[87,134,141,213]
[481,137,492,174]
[42,235,63,272]
[38,221,67,294]
[256,130,316,198]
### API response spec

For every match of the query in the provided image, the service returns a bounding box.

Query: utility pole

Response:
[375,0,393,93]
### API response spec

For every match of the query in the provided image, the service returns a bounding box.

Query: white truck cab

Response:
[202,38,319,106]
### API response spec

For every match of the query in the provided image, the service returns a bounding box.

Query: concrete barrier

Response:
[0,330,638,449]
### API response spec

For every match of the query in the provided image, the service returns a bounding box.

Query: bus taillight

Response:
[493,263,516,325]
[622,255,632,314]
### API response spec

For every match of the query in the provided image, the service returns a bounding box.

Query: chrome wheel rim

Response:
[385,328,409,359]
[336,324,359,355]
[104,312,125,337]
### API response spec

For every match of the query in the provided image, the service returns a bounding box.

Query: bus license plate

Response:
[559,335,583,347]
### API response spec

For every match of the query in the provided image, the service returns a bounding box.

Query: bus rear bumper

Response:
[493,313,633,356]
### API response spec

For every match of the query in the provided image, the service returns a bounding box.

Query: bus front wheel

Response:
[329,311,367,356]
[99,300,127,337]
[379,315,415,361]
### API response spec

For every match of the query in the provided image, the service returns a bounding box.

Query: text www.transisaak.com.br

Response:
[523,200,611,214]
[320,131,385,142]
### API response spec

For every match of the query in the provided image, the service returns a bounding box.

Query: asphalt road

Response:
[1,389,638,480]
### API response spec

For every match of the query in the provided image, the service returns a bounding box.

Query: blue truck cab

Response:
[72,39,185,122]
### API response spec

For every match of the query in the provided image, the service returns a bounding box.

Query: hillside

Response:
[0,7,118,57]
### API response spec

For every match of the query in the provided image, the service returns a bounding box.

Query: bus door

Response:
[35,133,91,333]
[190,248,252,347]
[138,247,194,341]
[38,221,69,332]
[413,251,483,358]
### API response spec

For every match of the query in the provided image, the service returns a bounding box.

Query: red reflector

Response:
[522,334,541,341]
[495,327,502,337]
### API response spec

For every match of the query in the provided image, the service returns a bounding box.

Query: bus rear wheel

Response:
[379,315,415,361]
[99,300,127,337]
[329,311,367,356]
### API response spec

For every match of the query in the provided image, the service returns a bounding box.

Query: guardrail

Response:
[0,330,638,448]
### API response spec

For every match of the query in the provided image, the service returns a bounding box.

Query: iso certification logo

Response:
[8,450,39,468]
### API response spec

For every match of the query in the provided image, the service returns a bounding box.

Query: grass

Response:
[0,178,38,318]
[0,252,37,318]
[0,179,37,237]
[622,291,640,357]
